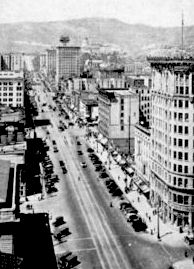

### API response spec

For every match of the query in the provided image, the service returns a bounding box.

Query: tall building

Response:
[1,54,11,70]
[56,39,80,85]
[0,71,24,107]
[10,53,24,71]
[98,89,139,153]
[46,49,56,78]
[148,53,194,229]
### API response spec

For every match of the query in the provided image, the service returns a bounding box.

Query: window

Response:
[174,100,177,107]
[173,177,176,186]
[121,125,124,131]
[120,98,124,104]
[184,166,188,174]
[178,126,182,134]
[174,164,177,172]
[185,140,188,147]
[8,98,13,102]
[9,82,13,85]
[174,138,177,146]
[174,125,177,133]
[178,152,182,160]
[178,165,182,173]
[120,112,124,117]
[178,113,183,121]
[185,113,189,122]
[184,196,189,205]
[185,87,189,94]
[180,87,184,94]
[9,93,13,96]
[174,112,177,120]
[178,178,182,186]
[185,100,189,108]
[3,93,7,96]
[179,100,183,108]
[184,152,188,161]
[184,178,188,188]
[178,139,182,147]
[185,126,188,134]
[173,151,177,158]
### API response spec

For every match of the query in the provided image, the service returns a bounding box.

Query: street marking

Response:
[66,237,93,242]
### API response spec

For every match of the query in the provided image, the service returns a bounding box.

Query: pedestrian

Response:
[149,216,151,222]
[118,176,120,180]
[110,202,113,207]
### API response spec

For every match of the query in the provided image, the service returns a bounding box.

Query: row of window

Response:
[0,82,21,85]
[0,98,22,102]
[0,92,22,96]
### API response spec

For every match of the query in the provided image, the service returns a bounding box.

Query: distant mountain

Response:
[0,18,193,57]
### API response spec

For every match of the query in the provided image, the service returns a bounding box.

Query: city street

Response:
[21,82,187,269]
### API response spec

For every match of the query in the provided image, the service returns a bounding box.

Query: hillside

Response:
[0,18,193,56]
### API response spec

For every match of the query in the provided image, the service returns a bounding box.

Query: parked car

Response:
[77,150,83,155]
[80,162,87,168]
[77,141,82,145]
[53,146,58,153]
[87,148,94,153]
[52,216,66,227]
[126,214,140,222]
[131,218,147,232]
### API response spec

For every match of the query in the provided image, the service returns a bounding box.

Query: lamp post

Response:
[96,139,99,153]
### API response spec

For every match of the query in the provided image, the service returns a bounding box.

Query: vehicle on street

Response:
[126,214,140,222]
[52,216,66,227]
[53,146,58,153]
[52,140,56,145]
[77,141,81,145]
[87,148,94,153]
[77,150,83,155]
[184,235,194,245]
[80,162,87,168]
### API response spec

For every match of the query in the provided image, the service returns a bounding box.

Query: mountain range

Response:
[0,18,193,57]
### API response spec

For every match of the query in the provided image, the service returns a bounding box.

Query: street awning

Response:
[97,133,103,140]
[119,158,126,165]
[101,138,108,145]
[125,167,134,175]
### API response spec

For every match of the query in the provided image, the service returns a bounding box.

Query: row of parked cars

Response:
[52,216,81,268]
[42,154,59,194]
[119,201,147,232]
[87,146,147,233]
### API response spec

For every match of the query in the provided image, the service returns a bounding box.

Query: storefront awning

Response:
[101,138,108,145]
[125,167,134,175]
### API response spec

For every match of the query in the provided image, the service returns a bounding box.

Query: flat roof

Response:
[0,160,10,203]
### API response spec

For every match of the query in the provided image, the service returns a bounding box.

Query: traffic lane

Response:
[49,125,104,269]
[75,146,174,269]
[58,132,133,269]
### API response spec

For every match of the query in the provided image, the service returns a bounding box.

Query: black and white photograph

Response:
[0,0,194,268]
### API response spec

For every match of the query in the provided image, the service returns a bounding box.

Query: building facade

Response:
[98,89,139,154]
[148,55,194,229]
[56,46,80,84]
[46,49,56,78]
[0,71,24,107]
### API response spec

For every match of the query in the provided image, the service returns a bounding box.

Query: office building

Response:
[46,49,56,78]
[148,53,194,228]
[0,71,24,107]
[98,88,139,153]
[56,45,80,85]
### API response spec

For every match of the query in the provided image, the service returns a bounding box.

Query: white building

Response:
[148,54,194,229]
[0,71,24,107]
[98,89,139,153]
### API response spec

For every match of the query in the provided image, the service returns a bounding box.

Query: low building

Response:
[98,88,139,154]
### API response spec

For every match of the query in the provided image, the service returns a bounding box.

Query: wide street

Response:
[22,78,187,269]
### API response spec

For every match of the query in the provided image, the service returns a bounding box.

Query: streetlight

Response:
[96,139,99,153]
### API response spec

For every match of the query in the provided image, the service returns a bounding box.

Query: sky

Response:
[0,0,193,27]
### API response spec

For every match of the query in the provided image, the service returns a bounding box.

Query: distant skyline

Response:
[0,0,193,27]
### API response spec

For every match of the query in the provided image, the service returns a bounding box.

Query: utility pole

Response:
[181,11,184,52]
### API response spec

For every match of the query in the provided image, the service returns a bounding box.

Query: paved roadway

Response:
[31,82,184,269]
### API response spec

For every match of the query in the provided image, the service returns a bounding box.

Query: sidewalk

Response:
[87,135,188,247]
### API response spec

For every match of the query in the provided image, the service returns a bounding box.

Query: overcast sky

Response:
[0,0,193,27]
